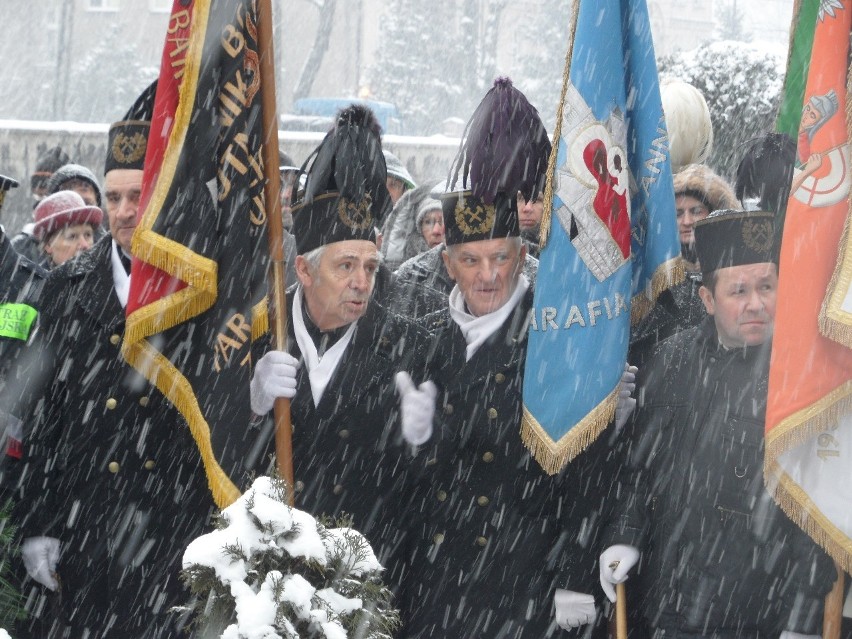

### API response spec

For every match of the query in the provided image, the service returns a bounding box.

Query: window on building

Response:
[87,0,119,10]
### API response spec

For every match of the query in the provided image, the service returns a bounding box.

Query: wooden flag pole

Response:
[615,582,627,639]
[257,0,294,504]
[823,566,845,639]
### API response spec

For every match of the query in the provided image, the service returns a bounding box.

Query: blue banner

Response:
[521,0,681,473]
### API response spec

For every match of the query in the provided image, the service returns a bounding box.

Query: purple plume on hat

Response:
[448,77,551,204]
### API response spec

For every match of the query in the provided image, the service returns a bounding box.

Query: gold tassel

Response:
[630,256,687,325]
[520,385,618,475]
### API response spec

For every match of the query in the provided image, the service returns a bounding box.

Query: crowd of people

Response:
[0,71,842,639]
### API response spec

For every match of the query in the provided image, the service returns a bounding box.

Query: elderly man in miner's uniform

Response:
[14,82,215,638]
[600,209,836,638]
[249,105,434,565]
[392,78,636,638]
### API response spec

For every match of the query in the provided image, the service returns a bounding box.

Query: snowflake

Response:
[818,0,844,20]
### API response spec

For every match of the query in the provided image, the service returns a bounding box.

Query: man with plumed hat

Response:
[249,105,434,568]
[12,82,215,638]
[386,95,546,319]
[600,210,835,638]
[396,78,635,638]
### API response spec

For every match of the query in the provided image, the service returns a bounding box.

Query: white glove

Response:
[599,544,639,603]
[615,363,638,430]
[250,350,300,415]
[553,589,596,629]
[395,371,437,445]
[778,633,820,639]
[22,536,60,591]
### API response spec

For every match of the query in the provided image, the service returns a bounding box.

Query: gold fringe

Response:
[818,63,852,346]
[520,385,618,475]
[765,458,852,573]
[123,337,241,508]
[251,296,269,342]
[630,256,686,325]
[766,380,852,460]
[539,0,582,249]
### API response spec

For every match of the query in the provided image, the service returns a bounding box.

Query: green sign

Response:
[0,303,37,341]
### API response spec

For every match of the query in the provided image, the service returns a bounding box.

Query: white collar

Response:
[110,240,131,308]
[448,274,529,361]
[292,286,358,406]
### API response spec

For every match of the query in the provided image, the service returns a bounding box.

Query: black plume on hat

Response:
[292,104,391,254]
[448,77,551,204]
[105,80,158,174]
[735,133,796,214]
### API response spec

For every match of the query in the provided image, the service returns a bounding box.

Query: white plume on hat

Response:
[661,79,713,172]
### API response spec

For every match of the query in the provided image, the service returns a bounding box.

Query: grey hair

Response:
[301,245,326,271]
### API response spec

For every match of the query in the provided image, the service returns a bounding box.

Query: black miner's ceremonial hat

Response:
[105,80,157,174]
[291,105,391,255]
[0,174,19,215]
[694,209,776,277]
[441,77,550,246]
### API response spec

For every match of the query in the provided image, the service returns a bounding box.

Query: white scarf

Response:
[292,286,358,407]
[448,274,529,361]
[110,240,131,308]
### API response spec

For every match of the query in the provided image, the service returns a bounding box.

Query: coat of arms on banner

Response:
[554,83,633,282]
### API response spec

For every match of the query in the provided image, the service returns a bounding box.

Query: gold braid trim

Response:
[127,0,217,336]
[765,458,852,573]
[539,0,582,249]
[630,256,686,325]
[123,338,241,508]
[520,385,617,475]
[122,0,242,507]
[818,62,852,346]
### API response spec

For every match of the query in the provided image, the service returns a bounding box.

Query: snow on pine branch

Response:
[181,476,399,639]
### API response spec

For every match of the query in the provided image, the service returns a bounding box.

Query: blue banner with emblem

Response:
[521,0,681,474]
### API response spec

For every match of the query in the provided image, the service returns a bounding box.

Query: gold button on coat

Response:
[333,484,344,495]
[433,533,445,544]
[105,398,117,410]
[338,429,350,439]
[443,404,454,415]
[476,536,487,547]
[294,480,305,492]
[143,460,155,470]
[477,496,490,506]
[138,396,149,407]
[482,451,495,462]
[495,373,506,383]
[109,334,121,345]
[436,490,447,502]
[487,408,498,419]
[108,461,120,473]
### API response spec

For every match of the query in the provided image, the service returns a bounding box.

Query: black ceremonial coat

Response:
[282,289,432,560]
[15,237,214,639]
[0,231,45,499]
[604,318,835,638]
[400,287,610,638]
